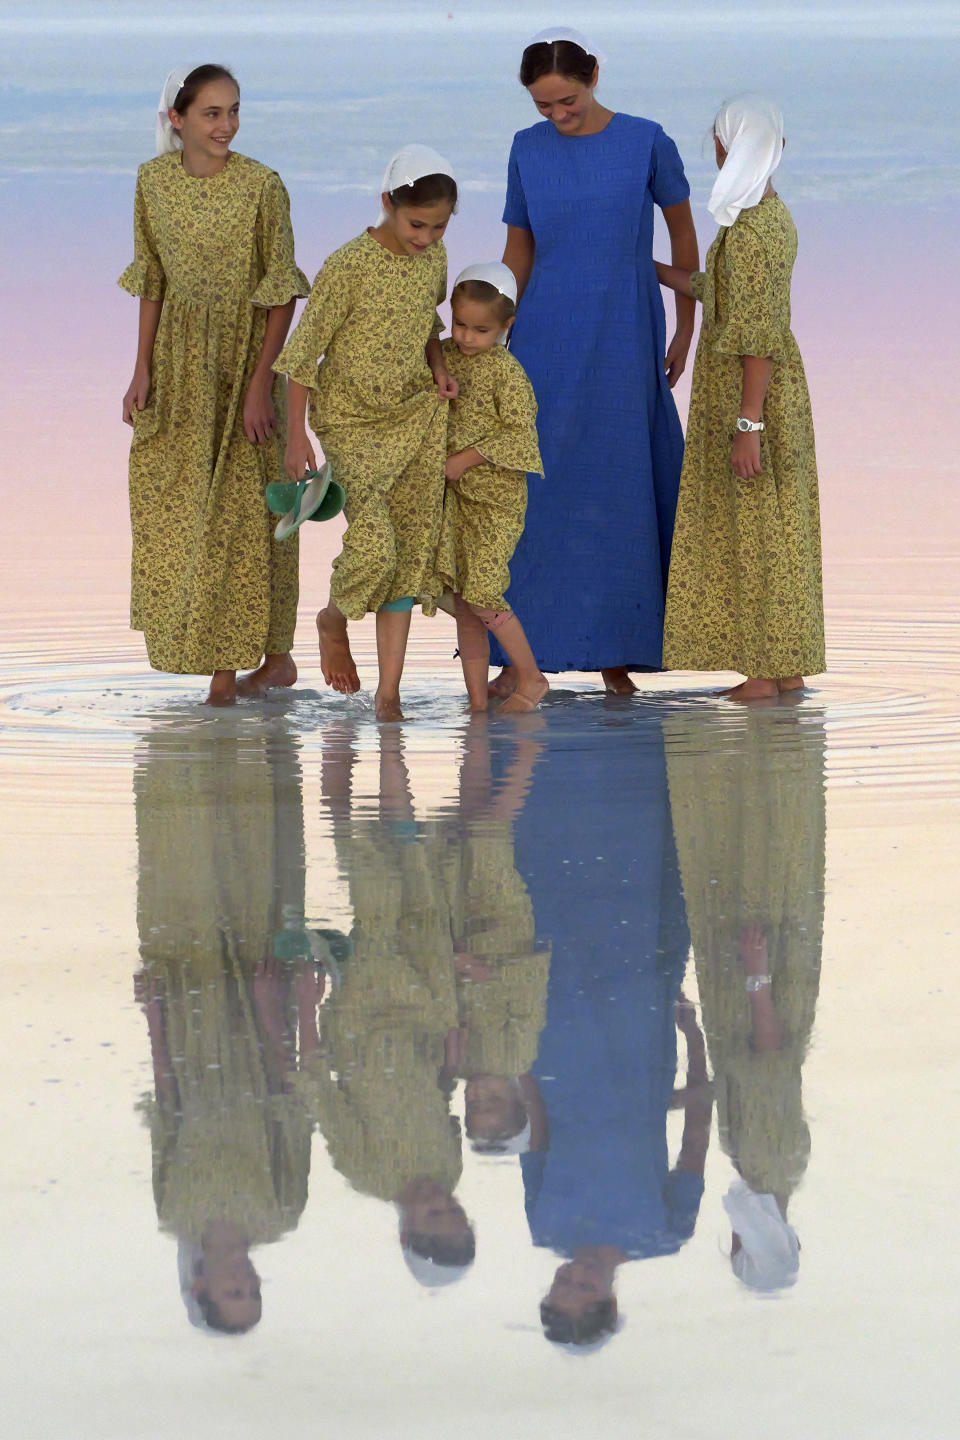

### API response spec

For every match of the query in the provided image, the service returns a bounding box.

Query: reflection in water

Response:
[510,717,710,1347]
[305,724,547,1287]
[134,727,314,1334]
[666,708,826,1292]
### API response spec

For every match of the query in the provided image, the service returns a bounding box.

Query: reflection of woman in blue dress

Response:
[490,30,699,696]
[510,715,711,1346]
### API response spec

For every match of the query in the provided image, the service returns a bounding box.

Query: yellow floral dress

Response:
[274,232,449,618]
[663,196,825,678]
[119,151,309,674]
[665,709,825,1201]
[434,341,543,611]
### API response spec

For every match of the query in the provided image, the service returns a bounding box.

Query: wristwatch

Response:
[736,417,765,432]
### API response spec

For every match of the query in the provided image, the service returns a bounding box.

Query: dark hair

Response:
[539,1297,617,1347]
[451,279,516,326]
[519,40,597,88]
[387,173,458,212]
[173,64,240,115]
[407,1229,476,1268]
[195,1290,262,1335]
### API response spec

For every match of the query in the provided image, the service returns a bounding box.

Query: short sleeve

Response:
[664,1167,705,1242]
[251,172,310,308]
[432,256,447,340]
[273,254,353,389]
[689,270,706,302]
[649,125,690,210]
[477,358,544,475]
[712,219,789,361]
[118,171,165,302]
[502,137,531,230]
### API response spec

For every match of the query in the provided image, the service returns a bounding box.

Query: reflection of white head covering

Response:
[470,1115,532,1155]
[377,143,456,226]
[527,26,607,65]
[708,94,784,228]
[156,67,191,155]
[453,262,518,345]
[176,1239,233,1337]
[723,1181,800,1292]
[397,1212,473,1290]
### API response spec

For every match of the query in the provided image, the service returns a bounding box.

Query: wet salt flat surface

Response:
[2,2,960,1436]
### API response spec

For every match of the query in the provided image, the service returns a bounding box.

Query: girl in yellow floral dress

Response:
[276,146,458,722]
[435,263,548,712]
[656,96,825,701]
[120,66,309,706]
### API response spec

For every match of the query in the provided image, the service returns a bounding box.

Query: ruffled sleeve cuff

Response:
[689,270,706,303]
[711,322,788,363]
[272,336,321,390]
[251,263,310,309]
[476,429,543,476]
[118,259,165,303]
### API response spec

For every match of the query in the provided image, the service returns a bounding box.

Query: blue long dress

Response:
[512,717,703,1259]
[490,114,689,674]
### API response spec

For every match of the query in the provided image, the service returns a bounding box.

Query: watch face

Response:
[737,419,749,431]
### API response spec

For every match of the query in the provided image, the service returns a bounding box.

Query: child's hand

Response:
[243,377,277,444]
[434,367,459,400]
[445,452,468,483]
[285,431,316,480]
[122,365,151,425]
[664,328,692,387]
[730,431,763,479]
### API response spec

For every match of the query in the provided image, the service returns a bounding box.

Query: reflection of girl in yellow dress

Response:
[134,728,314,1333]
[666,707,825,1290]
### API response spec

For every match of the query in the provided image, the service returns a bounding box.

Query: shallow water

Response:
[2,3,960,1437]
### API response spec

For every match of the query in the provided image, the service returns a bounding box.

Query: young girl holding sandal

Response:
[434,263,547,713]
[655,95,824,701]
[120,65,308,706]
[276,145,458,722]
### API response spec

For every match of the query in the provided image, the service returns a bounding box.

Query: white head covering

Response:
[723,1181,800,1292]
[708,94,784,228]
[377,143,456,226]
[453,262,518,345]
[470,1115,532,1155]
[396,1212,474,1290]
[527,26,607,65]
[156,67,191,156]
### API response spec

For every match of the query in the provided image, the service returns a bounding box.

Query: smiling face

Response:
[379,197,453,257]
[451,295,511,356]
[527,69,599,135]
[170,77,240,166]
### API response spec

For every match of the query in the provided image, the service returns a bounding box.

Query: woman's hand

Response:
[664,328,693,387]
[730,431,763,479]
[122,365,151,425]
[433,366,458,399]
[243,377,277,444]
[284,429,316,480]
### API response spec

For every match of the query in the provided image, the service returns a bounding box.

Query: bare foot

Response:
[498,675,549,714]
[375,689,404,722]
[468,697,489,714]
[601,667,637,696]
[723,678,779,703]
[205,670,237,706]
[488,666,517,699]
[778,676,805,693]
[317,608,360,694]
[236,652,297,698]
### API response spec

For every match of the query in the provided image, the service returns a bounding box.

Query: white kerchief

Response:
[708,94,784,228]
[378,143,456,225]
[453,261,518,345]
[156,67,191,156]
[527,26,607,65]
[723,1180,800,1292]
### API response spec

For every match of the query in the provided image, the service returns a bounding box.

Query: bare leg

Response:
[236,651,298,698]
[205,669,237,706]
[488,665,517,699]
[483,612,548,714]
[724,677,780,702]
[777,676,805,692]
[316,602,360,695]
[600,666,638,696]
[454,594,491,713]
[374,606,412,721]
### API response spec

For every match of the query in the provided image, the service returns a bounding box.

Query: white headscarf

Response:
[708,94,784,228]
[453,262,518,345]
[377,143,456,226]
[723,1181,800,1292]
[156,67,191,155]
[527,26,607,65]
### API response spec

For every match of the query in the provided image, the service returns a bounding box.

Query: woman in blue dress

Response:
[490,28,699,696]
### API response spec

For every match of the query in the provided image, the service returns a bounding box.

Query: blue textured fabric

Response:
[490,114,689,673]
